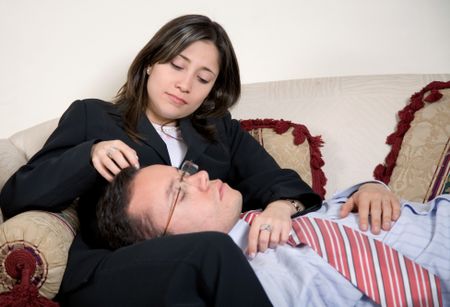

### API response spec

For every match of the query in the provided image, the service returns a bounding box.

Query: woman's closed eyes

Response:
[170,58,215,85]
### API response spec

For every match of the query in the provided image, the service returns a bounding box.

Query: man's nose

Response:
[185,170,209,190]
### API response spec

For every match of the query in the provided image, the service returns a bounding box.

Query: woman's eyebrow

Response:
[178,54,217,76]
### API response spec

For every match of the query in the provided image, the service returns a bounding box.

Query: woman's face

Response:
[146,40,220,125]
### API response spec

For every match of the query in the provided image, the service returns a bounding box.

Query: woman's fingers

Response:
[91,140,139,181]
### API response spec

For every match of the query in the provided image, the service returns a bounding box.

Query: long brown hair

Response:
[115,14,241,142]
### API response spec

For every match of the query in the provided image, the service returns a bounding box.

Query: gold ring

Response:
[259,224,272,232]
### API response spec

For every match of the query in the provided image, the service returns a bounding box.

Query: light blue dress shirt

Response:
[228,183,450,306]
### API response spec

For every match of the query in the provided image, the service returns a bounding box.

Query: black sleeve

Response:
[0,100,101,218]
[219,113,322,212]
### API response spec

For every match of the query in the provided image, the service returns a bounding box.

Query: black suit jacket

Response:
[0,99,321,299]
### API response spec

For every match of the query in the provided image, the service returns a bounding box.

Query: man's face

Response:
[128,164,242,236]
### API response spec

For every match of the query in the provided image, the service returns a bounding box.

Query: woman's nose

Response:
[176,74,193,93]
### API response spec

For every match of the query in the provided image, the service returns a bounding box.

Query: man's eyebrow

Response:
[178,54,217,76]
[165,169,180,206]
[166,178,176,206]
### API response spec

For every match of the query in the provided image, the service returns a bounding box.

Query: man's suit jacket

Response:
[0,99,321,302]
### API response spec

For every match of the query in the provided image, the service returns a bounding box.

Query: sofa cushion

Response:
[374,81,450,202]
[240,118,326,199]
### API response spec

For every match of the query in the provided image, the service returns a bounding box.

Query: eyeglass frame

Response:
[162,160,199,236]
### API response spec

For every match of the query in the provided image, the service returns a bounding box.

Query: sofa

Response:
[0,74,449,305]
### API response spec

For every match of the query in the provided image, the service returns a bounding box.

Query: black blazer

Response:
[0,99,321,295]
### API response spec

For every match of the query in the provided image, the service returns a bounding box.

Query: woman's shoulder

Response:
[59,99,119,124]
[208,111,235,126]
[65,98,117,114]
[73,98,114,109]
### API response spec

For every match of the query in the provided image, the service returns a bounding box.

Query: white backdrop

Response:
[1,0,449,137]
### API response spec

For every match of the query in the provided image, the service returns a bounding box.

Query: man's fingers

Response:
[357,199,370,232]
[340,197,354,218]
[369,200,382,234]
[381,199,392,231]
[391,198,401,220]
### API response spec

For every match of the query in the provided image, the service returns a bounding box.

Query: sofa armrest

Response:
[0,206,79,299]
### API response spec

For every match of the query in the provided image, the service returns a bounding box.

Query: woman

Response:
[0,14,398,305]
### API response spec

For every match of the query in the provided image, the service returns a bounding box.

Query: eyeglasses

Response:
[162,160,199,236]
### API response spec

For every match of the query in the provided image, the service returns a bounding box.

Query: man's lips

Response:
[166,92,187,105]
[218,181,225,200]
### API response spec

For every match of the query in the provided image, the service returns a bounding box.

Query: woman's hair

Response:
[115,14,241,141]
[96,167,160,250]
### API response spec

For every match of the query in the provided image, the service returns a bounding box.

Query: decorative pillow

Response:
[0,206,79,299]
[374,81,450,202]
[240,118,327,199]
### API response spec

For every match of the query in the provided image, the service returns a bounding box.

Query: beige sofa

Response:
[0,74,449,303]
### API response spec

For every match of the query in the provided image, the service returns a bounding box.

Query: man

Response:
[97,163,449,306]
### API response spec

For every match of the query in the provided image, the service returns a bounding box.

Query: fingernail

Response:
[361,224,368,231]
[248,253,255,259]
[134,163,140,169]
[383,222,390,229]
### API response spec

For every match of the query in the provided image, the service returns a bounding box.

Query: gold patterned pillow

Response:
[374,81,450,202]
[0,205,79,299]
[240,119,327,199]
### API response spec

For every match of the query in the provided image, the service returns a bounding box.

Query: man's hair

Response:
[96,167,160,250]
[115,14,241,142]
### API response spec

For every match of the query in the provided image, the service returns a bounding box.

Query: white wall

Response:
[1,0,449,138]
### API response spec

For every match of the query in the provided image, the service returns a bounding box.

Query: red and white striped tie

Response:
[241,211,443,307]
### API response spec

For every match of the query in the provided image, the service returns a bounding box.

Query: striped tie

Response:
[241,211,443,307]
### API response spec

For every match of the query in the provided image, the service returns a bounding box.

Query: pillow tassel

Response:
[424,89,443,102]
[0,250,58,307]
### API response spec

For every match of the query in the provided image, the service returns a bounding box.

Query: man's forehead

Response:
[132,164,178,198]
[138,164,177,178]
[128,164,177,215]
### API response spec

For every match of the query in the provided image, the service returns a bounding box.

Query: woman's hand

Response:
[340,183,400,234]
[91,140,140,182]
[247,200,294,257]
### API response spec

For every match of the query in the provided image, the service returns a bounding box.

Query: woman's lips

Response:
[166,93,187,105]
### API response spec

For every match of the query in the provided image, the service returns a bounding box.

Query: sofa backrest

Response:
[231,74,450,196]
[0,118,58,189]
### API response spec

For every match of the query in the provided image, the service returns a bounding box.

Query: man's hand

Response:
[246,200,294,258]
[340,183,400,234]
